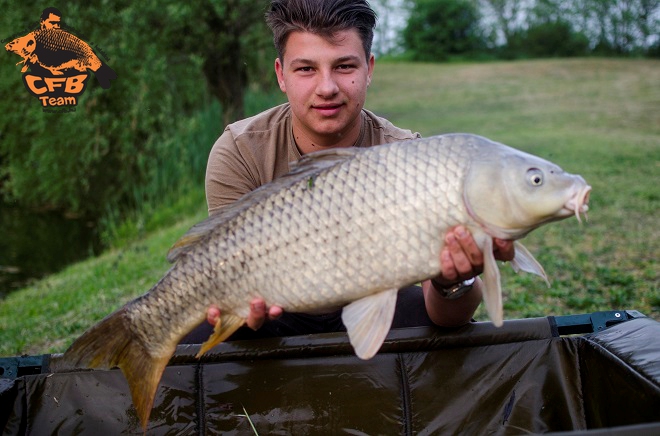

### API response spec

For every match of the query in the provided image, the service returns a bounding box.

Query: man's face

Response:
[42,13,61,29]
[275,29,374,148]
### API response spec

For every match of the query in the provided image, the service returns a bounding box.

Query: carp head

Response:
[5,33,36,58]
[463,142,591,241]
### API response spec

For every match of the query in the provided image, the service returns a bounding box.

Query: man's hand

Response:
[423,225,515,326]
[207,299,283,330]
[433,225,515,288]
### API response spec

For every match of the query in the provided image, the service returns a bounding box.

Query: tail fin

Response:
[94,62,117,89]
[58,308,173,431]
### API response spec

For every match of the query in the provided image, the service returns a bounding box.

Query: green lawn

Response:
[0,58,658,357]
[368,58,659,322]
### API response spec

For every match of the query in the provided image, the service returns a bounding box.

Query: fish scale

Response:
[37,29,96,58]
[58,133,591,430]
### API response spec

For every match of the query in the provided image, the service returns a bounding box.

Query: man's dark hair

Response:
[266,0,377,61]
[40,7,62,21]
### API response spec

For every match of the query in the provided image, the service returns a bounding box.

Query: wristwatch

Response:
[432,277,476,300]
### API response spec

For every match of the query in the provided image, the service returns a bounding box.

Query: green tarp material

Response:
[1,315,659,435]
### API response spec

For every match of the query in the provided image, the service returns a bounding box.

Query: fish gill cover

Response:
[3,7,117,113]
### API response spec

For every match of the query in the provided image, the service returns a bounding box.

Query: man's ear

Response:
[367,53,375,87]
[275,57,286,93]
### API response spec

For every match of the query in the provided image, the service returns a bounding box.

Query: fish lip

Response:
[564,184,592,223]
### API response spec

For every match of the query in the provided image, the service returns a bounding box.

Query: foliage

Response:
[0,4,202,217]
[402,0,490,61]
[503,19,590,59]
[154,1,276,125]
[0,1,275,221]
[99,88,286,248]
[581,0,660,55]
[399,0,660,60]
[481,0,660,56]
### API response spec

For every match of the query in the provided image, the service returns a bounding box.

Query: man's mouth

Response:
[312,103,343,116]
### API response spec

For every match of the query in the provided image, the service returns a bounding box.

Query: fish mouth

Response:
[564,184,591,223]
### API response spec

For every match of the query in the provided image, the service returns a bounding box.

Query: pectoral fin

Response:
[510,241,550,287]
[480,238,504,327]
[341,288,398,360]
[196,314,245,358]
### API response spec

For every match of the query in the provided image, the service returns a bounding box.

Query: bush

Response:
[504,20,590,59]
[0,4,208,217]
[402,0,488,61]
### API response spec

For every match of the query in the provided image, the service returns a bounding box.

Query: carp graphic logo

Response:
[3,7,116,112]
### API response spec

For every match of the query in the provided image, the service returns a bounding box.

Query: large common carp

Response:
[5,28,116,88]
[59,133,590,428]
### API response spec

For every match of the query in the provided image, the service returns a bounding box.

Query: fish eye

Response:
[527,168,543,186]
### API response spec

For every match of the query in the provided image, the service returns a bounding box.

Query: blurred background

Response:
[0,0,658,295]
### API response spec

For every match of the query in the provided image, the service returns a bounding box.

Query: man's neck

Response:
[293,114,363,155]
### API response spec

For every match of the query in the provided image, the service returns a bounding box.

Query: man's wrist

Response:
[431,277,476,300]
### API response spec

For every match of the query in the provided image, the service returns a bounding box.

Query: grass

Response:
[0,58,658,357]
[366,58,659,322]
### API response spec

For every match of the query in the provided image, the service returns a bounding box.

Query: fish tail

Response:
[59,307,173,430]
[93,62,117,89]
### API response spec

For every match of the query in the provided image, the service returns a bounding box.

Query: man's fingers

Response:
[435,228,516,290]
[209,299,283,331]
[445,227,482,277]
[268,305,283,320]
[494,238,515,261]
[247,299,267,330]
[439,247,458,283]
[207,305,220,326]
[453,226,484,266]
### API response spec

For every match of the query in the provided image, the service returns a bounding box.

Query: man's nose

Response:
[315,71,339,97]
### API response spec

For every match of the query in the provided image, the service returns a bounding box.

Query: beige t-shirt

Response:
[205,103,421,213]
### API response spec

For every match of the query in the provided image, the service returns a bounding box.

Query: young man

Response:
[186,0,514,343]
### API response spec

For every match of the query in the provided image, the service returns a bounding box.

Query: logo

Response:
[3,7,116,113]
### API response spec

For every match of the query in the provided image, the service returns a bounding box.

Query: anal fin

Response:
[196,314,244,358]
[341,288,398,360]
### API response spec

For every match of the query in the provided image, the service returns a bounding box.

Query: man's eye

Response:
[297,67,313,72]
[337,64,355,70]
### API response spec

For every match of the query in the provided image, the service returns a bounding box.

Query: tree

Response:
[584,0,660,54]
[132,1,275,125]
[479,0,529,45]
[198,1,274,125]
[0,1,275,216]
[371,0,409,56]
[480,0,659,57]
[508,19,590,58]
[402,0,487,61]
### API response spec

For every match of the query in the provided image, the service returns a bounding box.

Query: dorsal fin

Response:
[166,147,361,263]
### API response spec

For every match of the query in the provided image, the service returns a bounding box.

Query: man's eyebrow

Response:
[289,57,316,66]
[335,55,363,64]
[289,55,363,66]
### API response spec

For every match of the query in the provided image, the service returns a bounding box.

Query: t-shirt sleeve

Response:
[205,129,259,214]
